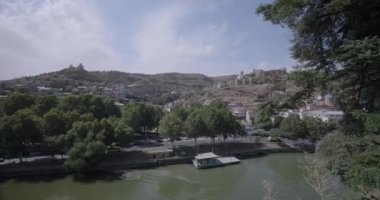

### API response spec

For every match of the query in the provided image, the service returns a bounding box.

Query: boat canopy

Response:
[195,152,218,160]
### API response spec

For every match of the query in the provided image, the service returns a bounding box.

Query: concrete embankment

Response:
[0,159,66,177]
[0,145,304,178]
[232,147,303,158]
[97,146,303,171]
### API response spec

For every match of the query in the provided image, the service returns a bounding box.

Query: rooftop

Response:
[302,110,344,115]
[195,152,219,160]
[146,149,173,154]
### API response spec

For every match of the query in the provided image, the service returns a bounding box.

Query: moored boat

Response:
[192,152,240,169]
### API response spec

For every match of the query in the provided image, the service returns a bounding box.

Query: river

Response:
[0,153,340,200]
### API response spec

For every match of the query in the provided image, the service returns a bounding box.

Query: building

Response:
[232,107,246,119]
[279,109,298,118]
[145,149,173,159]
[164,102,174,112]
[252,69,265,84]
[299,110,344,122]
[245,110,254,125]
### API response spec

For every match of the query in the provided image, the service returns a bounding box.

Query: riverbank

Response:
[0,141,306,178]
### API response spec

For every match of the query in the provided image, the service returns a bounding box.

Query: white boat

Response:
[192,152,240,169]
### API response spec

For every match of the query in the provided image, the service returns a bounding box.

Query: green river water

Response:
[0,153,343,200]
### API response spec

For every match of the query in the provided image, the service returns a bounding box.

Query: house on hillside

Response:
[299,109,343,122]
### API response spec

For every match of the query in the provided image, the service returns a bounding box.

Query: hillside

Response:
[0,65,216,104]
[0,65,294,106]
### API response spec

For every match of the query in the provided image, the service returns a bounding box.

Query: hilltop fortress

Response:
[215,68,287,88]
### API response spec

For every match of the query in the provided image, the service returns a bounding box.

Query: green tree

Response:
[280,115,307,139]
[1,93,34,115]
[149,105,164,131]
[122,102,162,134]
[317,132,380,195]
[108,117,133,146]
[257,1,380,191]
[255,100,279,130]
[365,113,380,134]
[42,108,67,137]
[64,120,107,173]
[203,107,224,146]
[64,140,105,174]
[66,121,99,146]
[122,102,146,133]
[89,96,120,119]
[171,105,188,121]
[185,108,207,154]
[219,108,240,142]
[269,128,281,138]
[32,96,58,116]
[219,108,241,154]
[301,154,342,200]
[42,108,71,155]
[159,112,183,147]
[257,1,380,112]
[59,95,120,119]
[303,117,334,142]
[1,108,42,160]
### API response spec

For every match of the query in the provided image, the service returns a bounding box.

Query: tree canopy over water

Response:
[257,0,380,197]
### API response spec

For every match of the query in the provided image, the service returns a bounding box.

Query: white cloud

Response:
[0,0,294,79]
[0,0,122,79]
[257,61,269,69]
[131,2,230,74]
[232,32,248,46]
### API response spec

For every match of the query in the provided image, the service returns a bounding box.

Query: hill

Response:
[0,65,293,106]
[0,65,216,104]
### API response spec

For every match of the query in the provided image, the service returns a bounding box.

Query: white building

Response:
[279,109,297,118]
[228,101,246,119]
[164,102,174,112]
[299,110,344,122]
[232,107,246,119]
[245,110,254,125]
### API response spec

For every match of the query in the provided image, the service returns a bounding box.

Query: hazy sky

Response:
[0,0,294,80]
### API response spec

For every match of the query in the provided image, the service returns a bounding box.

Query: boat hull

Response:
[193,156,240,169]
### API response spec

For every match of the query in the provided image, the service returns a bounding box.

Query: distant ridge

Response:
[0,65,223,104]
[0,65,287,104]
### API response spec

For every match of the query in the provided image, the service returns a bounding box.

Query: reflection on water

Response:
[120,171,141,181]
[0,153,343,200]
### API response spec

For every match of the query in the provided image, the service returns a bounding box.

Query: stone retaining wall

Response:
[0,147,302,178]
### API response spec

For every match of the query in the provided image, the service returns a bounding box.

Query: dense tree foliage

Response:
[0,93,248,175]
[303,117,335,141]
[280,115,307,139]
[64,120,109,173]
[59,95,120,119]
[0,108,42,160]
[185,107,207,152]
[279,115,334,142]
[0,94,132,173]
[257,0,380,196]
[159,112,184,146]
[1,93,34,115]
[122,102,163,133]
[160,101,242,152]
[255,100,280,130]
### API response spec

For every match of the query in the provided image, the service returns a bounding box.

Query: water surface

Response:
[0,153,330,200]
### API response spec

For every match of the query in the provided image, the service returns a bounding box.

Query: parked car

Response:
[106,145,121,153]
[253,129,269,137]
[156,138,163,143]
[268,136,281,142]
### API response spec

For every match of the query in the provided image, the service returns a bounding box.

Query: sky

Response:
[0,0,295,80]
